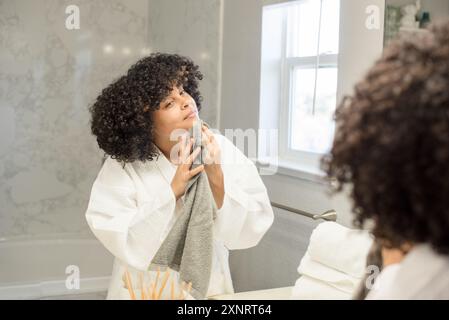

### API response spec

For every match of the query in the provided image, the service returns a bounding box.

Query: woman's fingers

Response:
[185,147,201,165]
[179,136,193,161]
[202,125,215,142]
[178,135,186,159]
[189,164,204,178]
[201,132,209,147]
[186,138,194,156]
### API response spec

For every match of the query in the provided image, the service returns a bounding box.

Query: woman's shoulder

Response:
[95,155,139,189]
[211,131,243,151]
[212,132,237,155]
[211,131,253,166]
[212,131,230,146]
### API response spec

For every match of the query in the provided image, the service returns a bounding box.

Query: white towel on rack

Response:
[291,275,352,300]
[298,252,363,294]
[308,222,373,278]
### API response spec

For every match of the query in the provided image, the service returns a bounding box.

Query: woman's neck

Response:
[154,136,177,163]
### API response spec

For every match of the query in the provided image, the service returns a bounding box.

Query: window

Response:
[260,0,341,173]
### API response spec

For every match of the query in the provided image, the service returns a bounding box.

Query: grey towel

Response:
[148,118,217,299]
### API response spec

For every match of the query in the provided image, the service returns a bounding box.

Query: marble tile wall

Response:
[0,0,222,239]
[147,0,222,126]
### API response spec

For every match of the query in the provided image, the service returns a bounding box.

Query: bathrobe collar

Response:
[153,146,177,185]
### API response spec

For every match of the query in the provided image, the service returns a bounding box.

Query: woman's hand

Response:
[201,125,222,174]
[202,125,224,209]
[170,136,204,200]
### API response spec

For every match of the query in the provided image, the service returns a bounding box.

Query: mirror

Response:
[0,0,380,301]
[3,0,447,301]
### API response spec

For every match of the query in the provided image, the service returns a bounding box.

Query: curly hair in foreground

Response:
[89,53,203,164]
[322,21,449,254]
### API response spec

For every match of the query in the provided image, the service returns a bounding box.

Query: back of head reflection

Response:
[323,21,449,299]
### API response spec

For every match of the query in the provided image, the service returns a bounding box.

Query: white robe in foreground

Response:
[366,244,449,299]
[85,133,274,299]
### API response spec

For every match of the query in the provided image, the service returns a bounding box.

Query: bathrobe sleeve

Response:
[213,134,274,250]
[85,157,176,270]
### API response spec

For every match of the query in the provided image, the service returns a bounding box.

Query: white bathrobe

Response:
[366,244,449,300]
[85,133,274,299]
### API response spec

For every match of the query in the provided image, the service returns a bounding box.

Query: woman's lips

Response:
[185,111,196,119]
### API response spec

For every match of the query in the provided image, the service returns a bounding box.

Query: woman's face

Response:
[152,85,198,139]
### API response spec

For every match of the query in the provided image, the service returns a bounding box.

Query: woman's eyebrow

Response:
[162,96,174,107]
[162,87,183,106]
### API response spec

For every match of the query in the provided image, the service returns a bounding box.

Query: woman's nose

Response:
[181,100,190,110]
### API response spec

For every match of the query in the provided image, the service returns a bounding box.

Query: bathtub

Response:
[0,234,114,299]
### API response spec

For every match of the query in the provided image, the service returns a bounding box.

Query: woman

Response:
[86,53,274,299]
[323,21,449,299]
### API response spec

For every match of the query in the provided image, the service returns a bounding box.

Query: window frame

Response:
[278,0,340,170]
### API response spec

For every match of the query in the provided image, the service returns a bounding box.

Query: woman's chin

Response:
[178,118,195,130]
[184,117,197,126]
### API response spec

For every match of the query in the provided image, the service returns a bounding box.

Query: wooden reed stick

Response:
[170,278,175,300]
[139,272,145,300]
[156,269,171,299]
[143,276,151,300]
[146,282,150,300]
[151,268,160,299]
[124,269,136,300]
[148,281,153,300]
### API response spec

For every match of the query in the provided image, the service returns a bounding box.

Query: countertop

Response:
[208,286,293,300]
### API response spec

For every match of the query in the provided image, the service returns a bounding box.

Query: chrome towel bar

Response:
[270,202,337,222]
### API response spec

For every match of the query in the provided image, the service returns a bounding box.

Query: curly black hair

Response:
[322,21,449,254]
[89,53,203,165]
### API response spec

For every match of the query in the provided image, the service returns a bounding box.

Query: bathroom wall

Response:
[0,0,222,241]
[0,0,151,240]
[0,0,223,297]
[147,0,222,126]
